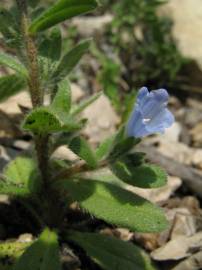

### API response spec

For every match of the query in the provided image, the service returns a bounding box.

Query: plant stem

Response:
[16,0,42,107]
[53,160,107,181]
[16,0,49,186]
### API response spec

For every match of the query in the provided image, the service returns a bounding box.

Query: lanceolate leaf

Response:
[0,74,26,102]
[51,79,71,115]
[39,27,62,62]
[0,53,28,77]
[69,136,98,168]
[68,231,156,270]
[0,157,40,197]
[71,92,102,116]
[58,179,168,232]
[53,39,92,82]
[96,136,115,161]
[29,0,98,33]
[13,228,61,270]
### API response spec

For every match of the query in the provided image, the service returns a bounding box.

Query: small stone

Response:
[161,122,182,142]
[18,233,33,243]
[52,146,78,161]
[82,95,120,145]
[71,83,85,103]
[71,14,113,37]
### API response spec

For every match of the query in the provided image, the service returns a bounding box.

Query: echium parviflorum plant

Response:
[0,1,174,269]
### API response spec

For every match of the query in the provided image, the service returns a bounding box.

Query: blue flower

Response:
[126,87,174,138]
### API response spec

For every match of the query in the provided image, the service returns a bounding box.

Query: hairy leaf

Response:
[69,136,98,168]
[0,157,40,197]
[0,74,26,102]
[53,39,91,82]
[29,0,98,33]
[0,53,28,77]
[71,92,101,115]
[40,27,62,60]
[13,228,61,270]
[68,231,156,270]
[58,179,168,232]
[51,79,71,114]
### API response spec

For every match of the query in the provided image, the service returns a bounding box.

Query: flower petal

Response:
[126,87,174,138]
[136,87,149,105]
[146,108,174,133]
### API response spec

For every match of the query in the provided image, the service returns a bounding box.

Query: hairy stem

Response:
[16,0,49,186]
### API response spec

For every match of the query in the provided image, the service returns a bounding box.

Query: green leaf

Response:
[23,107,82,134]
[0,8,18,46]
[96,136,115,161]
[39,27,62,62]
[51,79,71,115]
[0,241,31,270]
[0,53,28,77]
[0,74,26,102]
[58,179,168,232]
[71,92,102,116]
[53,39,91,82]
[111,160,167,188]
[109,137,140,161]
[29,0,98,33]
[68,231,156,270]
[13,228,62,270]
[0,157,40,197]
[69,136,98,168]
[27,0,40,8]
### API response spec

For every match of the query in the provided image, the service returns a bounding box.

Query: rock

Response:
[190,122,202,147]
[0,110,21,138]
[151,232,202,261]
[82,95,120,145]
[192,149,202,169]
[13,140,30,151]
[161,122,182,142]
[145,137,202,169]
[0,145,19,170]
[61,244,81,270]
[169,208,197,239]
[0,195,9,204]
[18,233,33,243]
[71,14,113,37]
[52,146,78,161]
[0,91,31,114]
[71,83,85,103]
[172,251,202,270]
[159,0,202,77]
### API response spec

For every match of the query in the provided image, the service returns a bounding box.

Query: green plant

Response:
[94,0,185,118]
[0,1,172,269]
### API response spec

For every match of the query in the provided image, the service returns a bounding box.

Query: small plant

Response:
[94,0,185,118]
[0,1,174,269]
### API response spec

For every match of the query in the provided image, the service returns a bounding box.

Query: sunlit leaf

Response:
[13,228,61,270]
[0,157,40,197]
[58,178,168,232]
[0,53,28,77]
[29,0,98,33]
